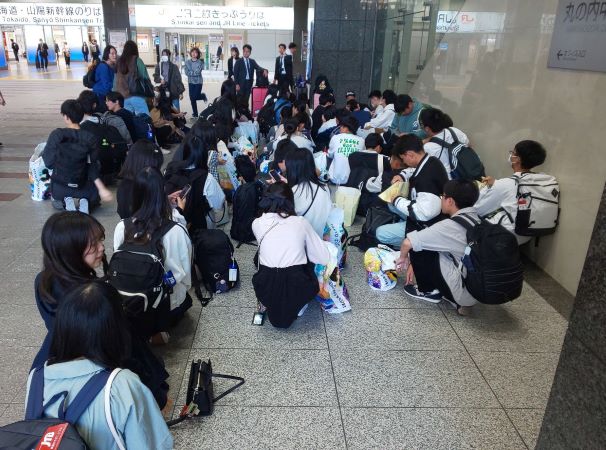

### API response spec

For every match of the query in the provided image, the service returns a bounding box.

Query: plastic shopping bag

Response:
[364,246,400,291]
[323,206,348,269]
[335,186,361,227]
[234,122,259,145]
[315,242,351,314]
[29,143,52,201]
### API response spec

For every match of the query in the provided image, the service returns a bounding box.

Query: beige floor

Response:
[0,76,567,449]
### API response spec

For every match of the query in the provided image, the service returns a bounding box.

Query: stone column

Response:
[536,181,606,449]
[101,0,131,45]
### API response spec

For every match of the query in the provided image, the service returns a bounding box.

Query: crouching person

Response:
[252,182,330,328]
[396,179,480,315]
[25,281,173,449]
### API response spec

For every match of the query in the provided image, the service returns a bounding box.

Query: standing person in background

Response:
[216,42,223,69]
[0,90,5,147]
[53,42,60,62]
[62,42,71,68]
[233,44,267,104]
[185,47,204,118]
[90,39,100,62]
[274,43,293,95]
[37,39,49,71]
[154,49,185,111]
[227,46,239,81]
[82,42,89,62]
[114,40,152,115]
[10,39,19,61]
[92,45,117,111]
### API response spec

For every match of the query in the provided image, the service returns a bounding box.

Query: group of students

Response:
[20,66,555,447]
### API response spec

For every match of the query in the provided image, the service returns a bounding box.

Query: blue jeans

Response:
[376,204,408,247]
[124,96,150,115]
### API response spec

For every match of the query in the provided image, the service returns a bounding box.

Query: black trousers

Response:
[13,51,18,61]
[410,250,455,301]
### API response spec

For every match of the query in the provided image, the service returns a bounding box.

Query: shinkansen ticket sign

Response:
[548,0,606,72]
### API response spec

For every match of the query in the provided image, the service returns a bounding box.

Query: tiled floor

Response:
[0,79,568,449]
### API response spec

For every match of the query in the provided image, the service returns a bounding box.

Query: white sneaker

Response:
[64,197,76,211]
[78,198,89,214]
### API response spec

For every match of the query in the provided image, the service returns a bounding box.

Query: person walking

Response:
[233,44,267,104]
[82,42,89,62]
[114,40,153,115]
[10,39,19,61]
[90,39,100,62]
[153,48,185,111]
[37,39,49,70]
[62,42,71,68]
[184,47,204,118]
[54,42,60,63]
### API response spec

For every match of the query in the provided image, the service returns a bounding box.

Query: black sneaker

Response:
[403,285,442,303]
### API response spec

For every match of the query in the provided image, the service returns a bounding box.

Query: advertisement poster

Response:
[136,33,149,53]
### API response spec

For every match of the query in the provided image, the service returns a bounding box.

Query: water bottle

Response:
[229,259,238,283]
[462,246,474,272]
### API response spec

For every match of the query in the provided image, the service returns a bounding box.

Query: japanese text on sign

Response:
[132,5,293,30]
[0,2,103,26]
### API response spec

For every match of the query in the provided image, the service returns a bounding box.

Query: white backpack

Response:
[512,172,560,236]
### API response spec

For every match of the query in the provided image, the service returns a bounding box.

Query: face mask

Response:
[161,55,169,62]
[165,91,170,98]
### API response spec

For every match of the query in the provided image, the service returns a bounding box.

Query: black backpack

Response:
[81,62,100,88]
[256,102,276,135]
[80,120,128,177]
[0,366,116,450]
[191,229,239,305]
[230,181,263,244]
[348,205,401,251]
[430,128,485,181]
[451,214,523,304]
[108,221,178,319]
[132,113,155,142]
[50,133,92,189]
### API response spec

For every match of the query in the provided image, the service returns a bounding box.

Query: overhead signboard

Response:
[131,5,293,30]
[547,0,606,72]
[436,10,505,33]
[0,3,103,26]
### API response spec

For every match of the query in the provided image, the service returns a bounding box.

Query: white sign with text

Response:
[0,3,103,26]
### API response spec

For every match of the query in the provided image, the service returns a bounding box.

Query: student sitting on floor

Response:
[327,115,365,185]
[286,149,332,237]
[26,281,173,449]
[116,140,164,219]
[376,134,448,248]
[114,167,193,341]
[475,140,547,245]
[42,99,112,213]
[396,179,480,313]
[252,182,330,329]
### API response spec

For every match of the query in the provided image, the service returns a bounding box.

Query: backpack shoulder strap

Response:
[450,213,479,232]
[25,367,45,420]
[446,127,460,144]
[63,370,111,424]
[301,184,320,217]
[104,368,127,450]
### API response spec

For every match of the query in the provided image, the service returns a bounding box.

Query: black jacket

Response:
[227,57,238,80]
[153,62,185,99]
[274,54,293,85]
[234,57,264,89]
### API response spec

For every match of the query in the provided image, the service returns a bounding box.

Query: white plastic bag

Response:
[364,246,400,291]
[315,242,351,314]
[314,151,329,182]
[29,143,51,201]
[334,186,361,227]
[234,122,259,145]
[323,207,348,269]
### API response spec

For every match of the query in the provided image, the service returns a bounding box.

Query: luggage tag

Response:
[163,270,177,288]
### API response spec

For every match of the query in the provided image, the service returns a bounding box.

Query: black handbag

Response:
[128,72,154,98]
[166,359,244,426]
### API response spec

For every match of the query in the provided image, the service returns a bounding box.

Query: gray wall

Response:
[311,0,377,102]
[536,181,606,448]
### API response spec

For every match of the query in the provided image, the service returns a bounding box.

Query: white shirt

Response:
[252,213,331,268]
[474,172,531,244]
[424,127,469,178]
[318,118,337,134]
[275,134,314,152]
[367,104,394,131]
[293,183,332,237]
[327,133,365,185]
[113,220,192,310]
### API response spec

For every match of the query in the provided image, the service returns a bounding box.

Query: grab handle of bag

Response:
[211,374,246,403]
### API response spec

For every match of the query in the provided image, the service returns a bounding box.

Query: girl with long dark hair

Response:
[92,44,117,111]
[252,183,330,328]
[26,281,173,449]
[285,149,332,237]
[114,40,152,115]
[117,140,164,219]
[114,167,193,338]
[150,86,188,149]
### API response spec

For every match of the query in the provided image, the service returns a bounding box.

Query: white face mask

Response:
[161,55,169,62]
[165,91,170,98]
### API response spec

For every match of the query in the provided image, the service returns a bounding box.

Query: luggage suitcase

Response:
[251,87,268,118]
[35,54,41,69]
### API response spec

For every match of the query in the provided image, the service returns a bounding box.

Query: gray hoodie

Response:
[185,58,204,85]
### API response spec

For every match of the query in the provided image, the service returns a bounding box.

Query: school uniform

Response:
[407,207,480,306]
[365,103,395,132]
[474,172,531,245]
[293,182,332,237]
[424,127,469,178]
[252,214,330,328]
[327,133,365,185]
[26,359,173,450]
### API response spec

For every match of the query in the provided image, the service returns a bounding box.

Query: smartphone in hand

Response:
[269,170,282,182]
[180,184,192,199]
